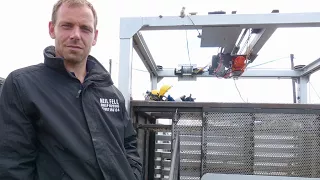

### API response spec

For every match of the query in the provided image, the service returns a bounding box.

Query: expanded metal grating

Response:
[152,111,320,179]
[131,101,320,180]
[175,112,203,180]
[172,112,320,179]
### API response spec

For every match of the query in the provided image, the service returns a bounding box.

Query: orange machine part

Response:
[232,56,246,72]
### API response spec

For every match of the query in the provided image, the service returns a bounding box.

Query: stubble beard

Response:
[63,49,86,65]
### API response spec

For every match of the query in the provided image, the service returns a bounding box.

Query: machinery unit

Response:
[118,10,320,109]
[118,9,320,180]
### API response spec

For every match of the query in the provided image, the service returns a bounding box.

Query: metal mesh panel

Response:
[168,111,320,179]
[203,112,320,178]
[203,112,256,175]
[174,112,203,179]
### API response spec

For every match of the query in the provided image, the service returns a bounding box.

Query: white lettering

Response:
[100,98,120,113]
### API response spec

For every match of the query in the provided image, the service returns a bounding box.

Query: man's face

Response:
[49,3,98,64]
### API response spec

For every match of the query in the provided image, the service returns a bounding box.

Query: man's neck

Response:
[64,61,87,83]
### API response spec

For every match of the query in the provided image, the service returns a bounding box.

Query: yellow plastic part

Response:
[151,90,159,96]
[159,85,172,96]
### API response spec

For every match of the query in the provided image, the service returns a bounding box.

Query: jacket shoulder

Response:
[110,85,126,101]
[10,63,45,80]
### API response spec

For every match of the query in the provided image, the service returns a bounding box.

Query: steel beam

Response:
[131,100,320,114]
[120,12,320,32]
[299,58,320,77]
[247,28,277,61]
[150,75,157,90]
[157,68,300,79]
[118,38,133,110]
[297,76,309,104]
[133,32,158,77]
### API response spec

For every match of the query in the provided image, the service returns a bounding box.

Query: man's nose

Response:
[70,27,81,40]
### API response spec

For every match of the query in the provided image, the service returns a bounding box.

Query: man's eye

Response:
[82,27,92,32]
[62,24,72,28]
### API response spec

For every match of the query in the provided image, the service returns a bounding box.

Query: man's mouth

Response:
[67,45,82,49]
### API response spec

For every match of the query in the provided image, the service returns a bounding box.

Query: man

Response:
[0,0,142,180]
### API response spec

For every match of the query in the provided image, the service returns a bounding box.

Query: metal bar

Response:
[135,115,147,179]
[201,111,208,177]
[121,12,320,31]
[290,54,297,103]
[137,124,171,130]
[248,28,277,61]
[150,112,174,119]
[143,129,149,180]
[169,132,180,180]
[201,107,320,114]
[150,75,157,90]
[133,32,158,77]
[177,135,180,180]
[135,106,320,114]
[299,57,320,77]
[171,109,178,160]
[147,131,156,180]
[109,59,112,76]
[157,68,301,78]
[131,100,320,111]
[118,38,133,110]
[247,113,255,174]
[134,112,156,124]
[297,76,309,104]
[135,106,203,113]
[160,153,164,179]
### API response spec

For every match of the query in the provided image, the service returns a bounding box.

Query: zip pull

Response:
[76,89,82,98]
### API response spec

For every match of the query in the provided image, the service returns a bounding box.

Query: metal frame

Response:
[132,100,320,180]
[131,100,320,114]
[119,12,320,109]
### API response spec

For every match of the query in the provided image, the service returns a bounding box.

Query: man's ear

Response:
[92,29,98,46]
[49,21,56,39]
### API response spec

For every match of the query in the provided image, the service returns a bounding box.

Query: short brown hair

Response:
[51,0,98,29]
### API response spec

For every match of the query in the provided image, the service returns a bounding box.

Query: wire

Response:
[133,68,148,72]
[247,56,289,69]
[233,79,246,102]
[186,15,201,37]
[185,30,192,65]
[309,82,311,103]
[310,82,320,100]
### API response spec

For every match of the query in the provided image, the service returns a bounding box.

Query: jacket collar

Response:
[43,45,113,85]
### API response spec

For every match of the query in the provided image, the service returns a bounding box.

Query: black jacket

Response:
[0,46,142,180]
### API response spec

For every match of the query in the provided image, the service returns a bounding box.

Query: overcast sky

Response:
[1,0,320,103]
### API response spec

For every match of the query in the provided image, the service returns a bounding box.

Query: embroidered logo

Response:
[100,98,120,112]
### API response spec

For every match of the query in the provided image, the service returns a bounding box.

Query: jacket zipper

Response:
[76,83,84,98]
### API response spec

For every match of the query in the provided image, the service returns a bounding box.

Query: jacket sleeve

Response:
[0,74,37,180]
[123,108,143,180]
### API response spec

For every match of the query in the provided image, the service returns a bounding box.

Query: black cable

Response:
[233,79,246,102]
